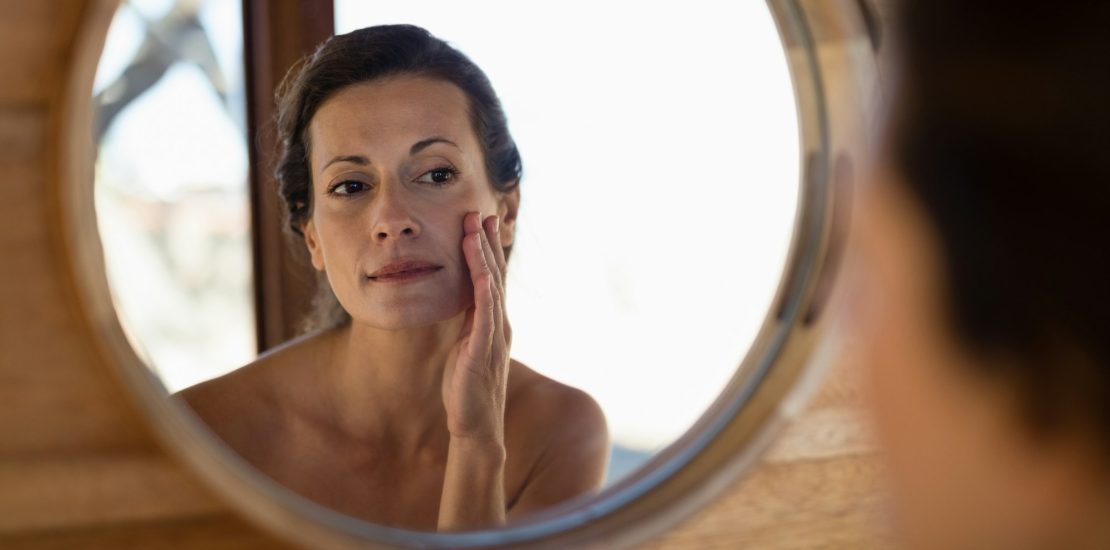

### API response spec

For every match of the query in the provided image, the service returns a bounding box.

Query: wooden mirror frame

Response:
[50,0,880,547]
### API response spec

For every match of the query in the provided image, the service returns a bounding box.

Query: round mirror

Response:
[64,0,876,546]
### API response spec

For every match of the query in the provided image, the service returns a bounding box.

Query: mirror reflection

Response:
[93,0,799,531]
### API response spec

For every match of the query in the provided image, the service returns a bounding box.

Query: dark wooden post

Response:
[242,0,334,352]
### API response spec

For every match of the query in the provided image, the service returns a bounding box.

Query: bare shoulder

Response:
[175,329,335,450]
[506,359,609,448]
[504,360,611,513]
[175,358,277,452]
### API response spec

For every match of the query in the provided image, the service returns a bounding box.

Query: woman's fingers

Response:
[482,215,511,348]
[461,211,509,368]
[464,212,502,290]
[475,215,502,291]
[483,215,508,281]
[475,226,506,347]
[479,230,506,351]
[463,228,495,360]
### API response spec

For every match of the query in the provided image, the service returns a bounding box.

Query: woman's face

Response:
[851,167,1104,549]
[303,75,517,330]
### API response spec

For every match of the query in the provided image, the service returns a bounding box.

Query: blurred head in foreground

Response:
[854,1,1110,548]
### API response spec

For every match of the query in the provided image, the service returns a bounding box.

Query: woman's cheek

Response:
[426,211,473,298]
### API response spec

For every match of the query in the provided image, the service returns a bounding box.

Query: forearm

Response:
[437,435,507,531]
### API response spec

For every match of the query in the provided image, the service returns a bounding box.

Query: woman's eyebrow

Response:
[322,154,370,173]
[410,137,460,155]
[320,138,457,173]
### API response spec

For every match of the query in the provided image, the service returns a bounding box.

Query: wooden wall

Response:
[0,1,890,547]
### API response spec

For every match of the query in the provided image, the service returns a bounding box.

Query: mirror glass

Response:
[93,0,799,531]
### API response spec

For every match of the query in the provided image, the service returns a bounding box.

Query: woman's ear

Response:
[303,219,325,271]
[497,186,520,247]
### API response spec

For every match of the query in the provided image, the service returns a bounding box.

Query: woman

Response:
[854,1,1110,548]
[179,25,609,532]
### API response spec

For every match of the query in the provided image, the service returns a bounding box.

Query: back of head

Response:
[891,0,1110,440]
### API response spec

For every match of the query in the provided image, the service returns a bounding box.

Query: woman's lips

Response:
[367,260,443,283]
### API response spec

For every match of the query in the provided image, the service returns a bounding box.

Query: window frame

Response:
[242,0,335,352]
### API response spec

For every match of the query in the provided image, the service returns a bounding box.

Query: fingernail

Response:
[493,216,500,232]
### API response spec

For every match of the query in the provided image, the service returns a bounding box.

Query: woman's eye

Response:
[331,180,369,196]
[416,167,458,185]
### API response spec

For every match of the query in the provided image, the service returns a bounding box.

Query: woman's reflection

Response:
[178,24,609,531]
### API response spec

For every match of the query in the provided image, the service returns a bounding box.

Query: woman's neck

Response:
[316,313,467,453]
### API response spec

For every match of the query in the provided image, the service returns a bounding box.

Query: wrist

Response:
[439,435,508,531]
[448,434,507,463]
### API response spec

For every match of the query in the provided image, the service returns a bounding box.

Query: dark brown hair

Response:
[892,1,1110,443]
[273,24,522,332]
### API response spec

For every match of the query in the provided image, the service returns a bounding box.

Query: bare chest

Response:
[253,437,451,530]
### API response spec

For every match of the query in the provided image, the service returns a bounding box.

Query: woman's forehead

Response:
[308,76,477,158]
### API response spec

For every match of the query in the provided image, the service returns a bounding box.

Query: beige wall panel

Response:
[0,1,270,544]
[0,514,288,550]
[0,106,149,455]
[646,361,893,549]
[0,1,84,106]
[0,453,223,533]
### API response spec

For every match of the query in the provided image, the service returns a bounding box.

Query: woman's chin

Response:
[350,303,468,331]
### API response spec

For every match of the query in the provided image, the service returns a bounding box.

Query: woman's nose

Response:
[370,184,422,243]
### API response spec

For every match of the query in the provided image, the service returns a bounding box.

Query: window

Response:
[94,0,254,391]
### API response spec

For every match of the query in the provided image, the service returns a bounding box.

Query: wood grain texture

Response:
[648,359,896,549]
[0,514,282,550]
[0,1,283,546]
[0,102,151,456]
[0,453,224,534]
[0,0,892,547]
[0,1,84,106]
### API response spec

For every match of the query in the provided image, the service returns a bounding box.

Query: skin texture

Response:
[178,75,609,531]
[850,167,1110,550]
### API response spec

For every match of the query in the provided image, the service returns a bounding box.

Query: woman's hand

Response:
[442,211,512,444]
[438,211,512,531]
